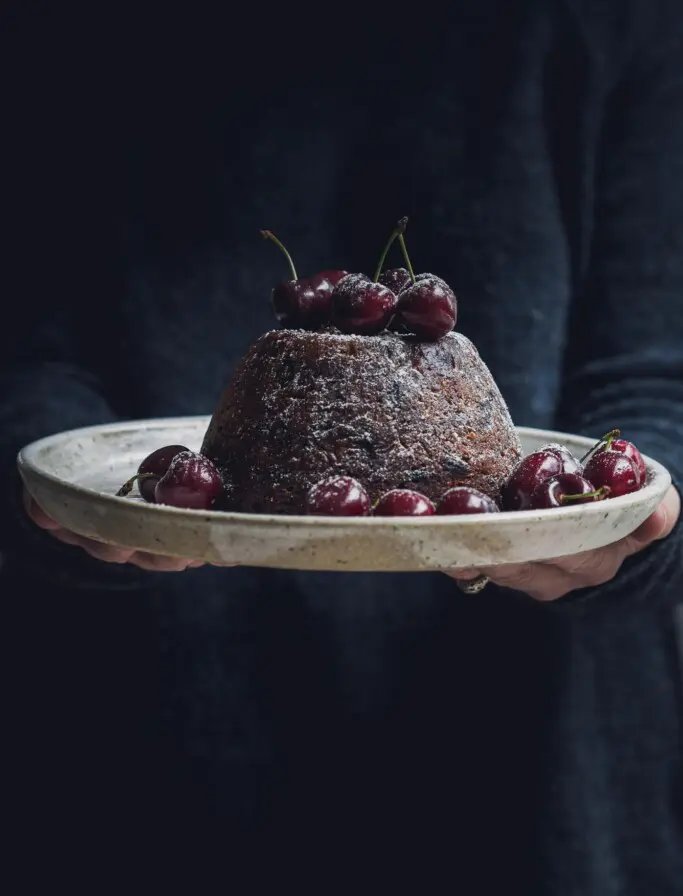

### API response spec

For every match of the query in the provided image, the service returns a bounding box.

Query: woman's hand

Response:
[23,489,204,572]
[449,486,680,601]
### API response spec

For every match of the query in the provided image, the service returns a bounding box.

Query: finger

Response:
[477,562,576,601]
[624,485,680,553]
[81,542,138,564]
[23,492,61,530]
[127,552,193,572]
[534,486,681,579]
[48,528,136,563]
[527,540,645,596]
[556,486,681,576]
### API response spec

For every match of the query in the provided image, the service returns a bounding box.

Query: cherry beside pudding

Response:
[372,489,436,516]
[593,438,646,482]
[154,451,224,510]
[305,476,371,516]
[437,487,499,515]
[528,473,609,509]
[501,450,564,511]
[583,451,641,498]
[116,443,190,502]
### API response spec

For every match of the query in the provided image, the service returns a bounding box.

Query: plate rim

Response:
[17,416,672,529]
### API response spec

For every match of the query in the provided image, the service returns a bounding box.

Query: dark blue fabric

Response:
[2,3,682,893]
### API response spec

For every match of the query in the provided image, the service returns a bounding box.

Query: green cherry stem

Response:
[560,485,611,503]
[396,227,417,285]
[373,216,409,283]
[116,472,158,498]
[603,429,619,451]
[261,230,298,280]
[579,428,621,464]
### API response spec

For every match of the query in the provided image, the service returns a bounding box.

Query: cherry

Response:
[378,267,412,332]
[583,451,641,498]
[331,219,412,335]
[392,227,456,340]
[305,476,371,516]
[500,450,564,511]
[116,443,190,501]
[378,267,411,295]
[436,487,500,515]
[595,437,646,482]
[154,450,224,510]
[372,489,436,516]
[330,273,396,335]
[528,473,609,509]
[261,229,348,329]
[538,443,583,475]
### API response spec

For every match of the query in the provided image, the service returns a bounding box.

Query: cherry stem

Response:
[260,230,298,280]
[579,428,621,464]
[373,216,409,282]
[560,486,611,503]
[116,472,158,497]
[396,226,417,284]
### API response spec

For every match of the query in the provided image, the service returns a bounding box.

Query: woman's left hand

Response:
[448,486,680,602]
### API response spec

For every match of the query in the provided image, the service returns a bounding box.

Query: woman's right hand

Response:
[23,489,204,572]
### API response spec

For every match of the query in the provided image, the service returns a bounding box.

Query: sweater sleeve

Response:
[0,363,160,591]
[554,22,683,612]
[0,60,158,591]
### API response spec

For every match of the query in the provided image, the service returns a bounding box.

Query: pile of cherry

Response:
[263,216,457,341]
[116,429,647,516]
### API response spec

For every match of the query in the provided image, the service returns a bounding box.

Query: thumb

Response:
[623,486,680,556]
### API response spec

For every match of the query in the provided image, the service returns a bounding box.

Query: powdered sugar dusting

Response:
[201,329,522,513]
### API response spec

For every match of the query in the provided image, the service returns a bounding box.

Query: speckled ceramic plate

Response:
[17,416,671,572]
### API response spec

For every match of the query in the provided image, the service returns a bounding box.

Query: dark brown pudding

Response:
[200,329,522,514]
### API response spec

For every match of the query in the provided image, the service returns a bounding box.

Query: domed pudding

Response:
[200,329,522,514]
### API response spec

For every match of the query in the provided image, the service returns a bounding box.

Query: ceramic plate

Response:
[17,416,671,572]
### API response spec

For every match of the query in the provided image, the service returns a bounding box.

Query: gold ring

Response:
[456,574,490,594]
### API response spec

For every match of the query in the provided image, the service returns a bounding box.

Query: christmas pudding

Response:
[199,219,523,514]
[200,328,522,513]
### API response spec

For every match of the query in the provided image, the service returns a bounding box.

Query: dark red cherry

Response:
[316,270,350,289]
[154,450,224,510]
[395,276,457,340]
[261,229,347,329]
[378,267,411,295]
[538,443,583,475]
[330,219,417,335]
[137,444,190,502]
[331,273,396,334]
[583,451,641,498]
[436,487,500,515]
[501,450,564,511]
[115,443,190,501]
[372,489,436,516]
[305,476,371,516]
[595,438,646,482]
[392,228,456,340]
[528,473,608,509]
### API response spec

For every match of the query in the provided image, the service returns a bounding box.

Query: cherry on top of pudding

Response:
[262,217,457,340]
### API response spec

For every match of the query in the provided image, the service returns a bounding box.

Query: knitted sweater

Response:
[2,2,682,892]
